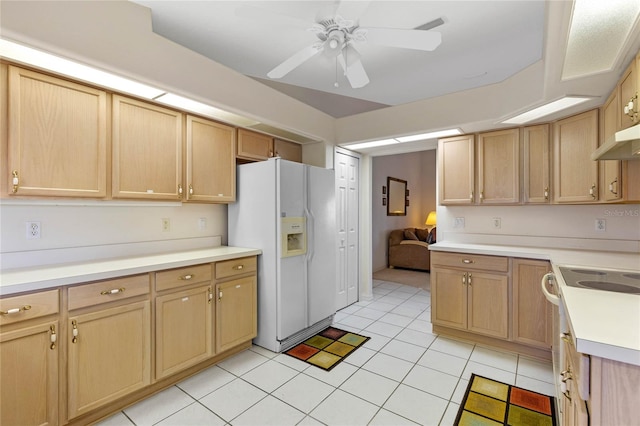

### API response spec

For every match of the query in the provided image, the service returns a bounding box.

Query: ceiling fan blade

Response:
[362,27,442,51]
[338,45,369,88]
[267,44,323,79]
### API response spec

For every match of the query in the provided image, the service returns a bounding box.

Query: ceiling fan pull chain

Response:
[334,57,339,88]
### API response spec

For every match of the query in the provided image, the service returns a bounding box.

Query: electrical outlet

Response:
[595,218,606,232]
[198,217,207,231]
[26,221,41,239]
[492,217,501,229]
[454,217,465,228]
[162,218,171,232]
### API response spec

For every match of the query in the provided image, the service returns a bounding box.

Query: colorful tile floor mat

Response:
[285,327,370,371]
[455,374,557,426]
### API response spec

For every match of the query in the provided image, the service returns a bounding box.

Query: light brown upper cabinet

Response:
[552,109,599,203]
[477,128,520,204]
[236,128,273,161]
[601,90,622,202]
[438,134,475,205]
[112,95,182,200]
[273,138,302,163]
[523,124,551,203]
[185,115,236,202]
[6,65,107,198]
[619,55,638,129]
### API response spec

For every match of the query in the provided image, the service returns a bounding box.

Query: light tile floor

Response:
[97,279,555,426]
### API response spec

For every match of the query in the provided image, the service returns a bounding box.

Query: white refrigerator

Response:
[228,158,336,352]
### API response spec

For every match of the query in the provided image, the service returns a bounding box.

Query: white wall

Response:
[0,201,227,269]
[437,204,640,253]
[371,150,437,271]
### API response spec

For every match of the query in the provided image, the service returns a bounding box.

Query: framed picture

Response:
[382,197,387,206]
[382,186,386,195]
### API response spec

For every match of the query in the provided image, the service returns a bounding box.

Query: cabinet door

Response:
[523,124,550,203]
[7,66,107,197]
[431,268,467,330]
[216,275,257,353]
[186,115,236,203]
[601,91,622,202]
[112,95,182,200]
[619,58,637,129]
[552,109,599,203]
[274,138,302,163]
[512,259,551,348]
[477,128,520,204]
[156,285,213,379]
[237,129,273,161]
[0,321,58,426]
[467,272,508,339]
[68,300,151,419]
[438,135,475,205]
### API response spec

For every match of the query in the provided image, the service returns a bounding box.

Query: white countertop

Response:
[0,246,262,296]
[430,242,640,366]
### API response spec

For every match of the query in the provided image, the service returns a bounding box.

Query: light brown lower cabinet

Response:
[67,299,151,419]
[216,275,257,352]
[0,289,59,426]
[431,252,509,340]
[0,321,59,426]
[156,284,213,379]
[512,259,552,349]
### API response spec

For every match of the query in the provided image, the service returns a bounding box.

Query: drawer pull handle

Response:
[468,273,472,286]
[561,332,572,343]
[11,170,19,193]
[100,287,125,295]
[71,320,79,343]
[218,290,223,302]
[208,287,213,304]
[50,325,57,350]
[233,265,244,270]
[462,274,466,285]
[0,305,31,315]
[179,274,194,280]
[462,259,474,264]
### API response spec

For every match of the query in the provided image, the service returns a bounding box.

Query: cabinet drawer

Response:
[155,264,212,292]
[431,252,508,272]
[0,289,59,325]
[215,257,257,280]
[68,274,149,311]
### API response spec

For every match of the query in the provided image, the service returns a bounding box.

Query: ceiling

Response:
[132,1,545,119]
[122,0,640,157]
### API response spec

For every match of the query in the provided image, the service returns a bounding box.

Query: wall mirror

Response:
[387,177,407,216]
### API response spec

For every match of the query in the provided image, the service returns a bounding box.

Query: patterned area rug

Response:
[285,327,370,371]
[455,374,557,426]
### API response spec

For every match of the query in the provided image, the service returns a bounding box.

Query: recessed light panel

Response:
[563,0,640,79]
[502,96,592,125]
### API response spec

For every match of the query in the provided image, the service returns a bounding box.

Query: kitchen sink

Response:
[559,267,640,295]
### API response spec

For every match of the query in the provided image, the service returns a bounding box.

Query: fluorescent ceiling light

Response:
[563,0,640,79]
[345,139,399,150]
[154,93,260,127]
[396,128,462,142]
[0,38,165,99]
[344,128,463,150]
[501,96,592,125]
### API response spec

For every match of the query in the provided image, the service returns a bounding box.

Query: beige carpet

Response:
[373,268,430,291]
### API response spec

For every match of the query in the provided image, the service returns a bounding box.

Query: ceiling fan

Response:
[263,2,443,89]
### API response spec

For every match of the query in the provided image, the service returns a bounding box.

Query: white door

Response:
[335,149,359,310]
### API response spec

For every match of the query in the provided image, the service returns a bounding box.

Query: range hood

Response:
[592,124,640,160]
